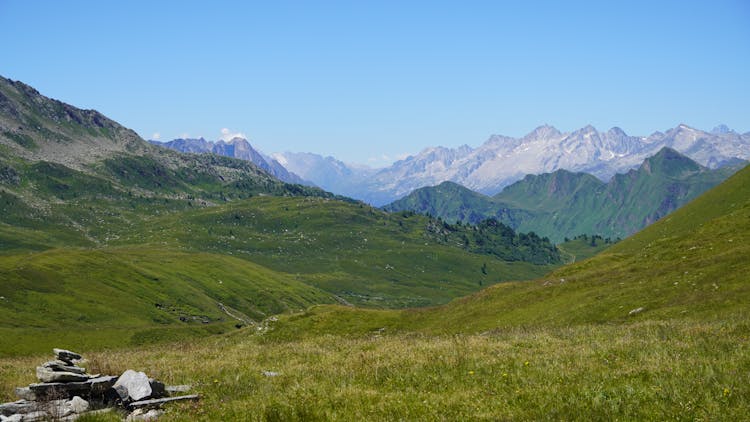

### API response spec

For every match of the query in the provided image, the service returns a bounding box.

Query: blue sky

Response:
[1,1,748,166]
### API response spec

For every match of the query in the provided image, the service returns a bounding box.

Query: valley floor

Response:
[1,316,747,421]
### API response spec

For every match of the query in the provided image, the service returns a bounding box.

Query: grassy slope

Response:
[270,161,750,337]
[0,248,333,356]
[556,235,613,263]
[0,193,558,357]
[110,196,555,308]
[0,168,746,419]
[0,150,741,419]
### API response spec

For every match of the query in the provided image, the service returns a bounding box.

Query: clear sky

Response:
[1,1,748,166]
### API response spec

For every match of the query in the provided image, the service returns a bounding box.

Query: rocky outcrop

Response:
[1,348,198,421]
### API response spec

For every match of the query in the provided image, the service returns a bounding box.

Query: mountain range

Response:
[0,74,563,353]
[151,137,308,185]
[1,75,749,419]
[274,124,750,205]
[384,147,745,242]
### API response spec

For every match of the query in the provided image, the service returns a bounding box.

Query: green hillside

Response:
[0,248,333,356]
[274,160,750,335]
[384,148,745,242]
[0,76,563,357]
[1,162,746,420]
[1,75,747,419]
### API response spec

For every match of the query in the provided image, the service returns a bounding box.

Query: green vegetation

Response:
[0,75,747,419]
[557,234,616,263]
[0,195,558,356]
[384,148,746,242]
[2,317,746,421]
[0,248,333,356]
[0,162,746,419]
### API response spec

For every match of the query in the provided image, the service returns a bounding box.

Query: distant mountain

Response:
[271,151,382,202]
[281,124,750,205]
[153,137,308,185]
[384,148,746,242]
[0,74,338,244]
[0,74,561,331]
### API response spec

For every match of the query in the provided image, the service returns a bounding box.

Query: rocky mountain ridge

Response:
[384,147,746,242]
[152,137,308,185]
[276,123,750,205]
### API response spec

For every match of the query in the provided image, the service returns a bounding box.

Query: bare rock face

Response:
[113,370,152,402]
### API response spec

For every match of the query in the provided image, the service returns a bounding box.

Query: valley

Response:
[0,73,747,420]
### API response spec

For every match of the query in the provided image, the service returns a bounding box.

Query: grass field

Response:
[1,77,748,418]
[1,316,747,421]
[1,164,747,419]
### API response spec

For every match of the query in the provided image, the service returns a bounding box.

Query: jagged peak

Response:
[570,124,599,137]
[711,124,734,134]
[607,126,628,137]
[524,124,562,139]
[675,123,698,132]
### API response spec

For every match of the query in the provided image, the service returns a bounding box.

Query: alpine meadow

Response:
[1,2,749,421]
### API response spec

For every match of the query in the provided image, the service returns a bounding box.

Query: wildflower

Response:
[524,361,529,366]
[213,379,219,383]
[502,373,508,377]
[468,371,475,375]
[723,388,730,397]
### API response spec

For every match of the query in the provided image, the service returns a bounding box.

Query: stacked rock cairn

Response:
[1,348,198,421]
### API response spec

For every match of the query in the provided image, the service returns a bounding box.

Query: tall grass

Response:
[2,317,747,420]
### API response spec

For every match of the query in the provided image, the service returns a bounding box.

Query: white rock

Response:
[113,370,152,401]
[65,396,88,414]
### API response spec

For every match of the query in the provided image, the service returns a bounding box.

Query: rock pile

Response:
[1,349,198,421]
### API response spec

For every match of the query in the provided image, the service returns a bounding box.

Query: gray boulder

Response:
[113,370,152,402]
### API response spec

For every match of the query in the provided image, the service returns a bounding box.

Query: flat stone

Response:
[17,411,47,421]
[113,370,152,402]
[127,394,200,410]
[28,376,117,400]
[53,349,82,364]
[13,388,35,401]
[0,414,23,422]
[0,400,36,417]
[42,360,87,375]
[36,367,89,383]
